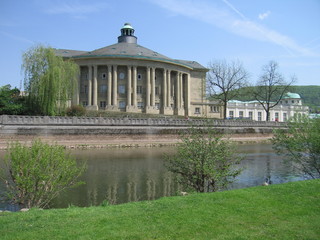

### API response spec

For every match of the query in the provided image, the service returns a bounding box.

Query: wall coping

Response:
[0,115,287,128]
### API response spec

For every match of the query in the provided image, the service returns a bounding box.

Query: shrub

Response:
[165,126,243,192]
[1,140,86,208]
[273,115,320,179]
[66,105,86,116]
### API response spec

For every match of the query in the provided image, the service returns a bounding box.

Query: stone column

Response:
[167,70,171,107]
[127,66,132,106]
[93,65,98,106]
[88,65,92,106]
[151,67,155,106]
[180,72,183,108]
[107,65,112,105]
[112,65,118,106]
[146,67,150,107]
[185,73,190,116]
[132,66,137,107]
[162,69,167,108]
[176,72,180,108]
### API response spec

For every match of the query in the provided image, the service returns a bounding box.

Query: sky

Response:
[0,0,320,89]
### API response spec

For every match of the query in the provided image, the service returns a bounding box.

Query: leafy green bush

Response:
[66,105,86,116]
[1,140,86,208]
[273,115,320,179]
[0,85,27,115]
[165,127,243,192]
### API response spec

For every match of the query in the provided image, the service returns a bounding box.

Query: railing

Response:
[0,115,287,128]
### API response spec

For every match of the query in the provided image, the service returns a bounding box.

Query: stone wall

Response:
[0,115,287,136]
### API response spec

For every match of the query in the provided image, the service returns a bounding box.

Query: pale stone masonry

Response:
[55,23,222,118]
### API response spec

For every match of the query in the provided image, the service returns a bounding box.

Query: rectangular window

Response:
[100,101,106,108]
[137,86,143,94]
[275,112,279,121]
[82,85,88,94]
[249,111,253,120]
[119,101,126,109]
[283,113,287,121]
[195,107,200,114]
[239,111,244,118]
[229,111,234,119]
[118,85,125,94]
[138,102,144,109]
[155,103,160,110]
[99,85,107,93]
[82,101,88,107]
[258,112,262,121]
[155,87,160,95]
[210,106,219,112]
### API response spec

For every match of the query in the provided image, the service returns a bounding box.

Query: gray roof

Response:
[55,49,87,58]
[55,42,207,71]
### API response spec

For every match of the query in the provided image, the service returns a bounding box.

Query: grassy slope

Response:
[1,179,319,240]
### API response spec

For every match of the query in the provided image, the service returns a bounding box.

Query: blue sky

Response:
[0,0,319,89]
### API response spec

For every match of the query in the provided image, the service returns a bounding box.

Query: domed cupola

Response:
[118,23,137,44]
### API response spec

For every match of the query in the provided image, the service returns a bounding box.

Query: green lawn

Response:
[1,179,319,240]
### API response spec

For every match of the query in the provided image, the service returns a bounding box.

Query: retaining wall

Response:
[0,115,287,136]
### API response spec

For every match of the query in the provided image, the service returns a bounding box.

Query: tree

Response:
[165,126,243,192]
[207,60,249,119]
[272,115,320,179]
[22,45,79,116]
[1,140,86,208]
[0,85,27,115]
[253,61,295,121]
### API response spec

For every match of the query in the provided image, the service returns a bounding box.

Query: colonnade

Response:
[79,64,190,116]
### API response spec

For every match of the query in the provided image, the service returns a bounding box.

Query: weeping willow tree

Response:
[22,45,79,116]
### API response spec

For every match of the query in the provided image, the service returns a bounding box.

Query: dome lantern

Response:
[118,23,137,44]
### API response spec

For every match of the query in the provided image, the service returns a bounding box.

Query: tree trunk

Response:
[223,101,227,119]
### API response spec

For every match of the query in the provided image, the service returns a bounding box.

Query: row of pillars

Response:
[81,65,190,114]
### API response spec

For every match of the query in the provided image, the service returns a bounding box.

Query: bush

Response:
[66,105,86,116]
[1,140,86,208]
[273,115,320,179]
[165,126,243,192]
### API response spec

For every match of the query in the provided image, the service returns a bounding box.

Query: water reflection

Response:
[0,144,306,209]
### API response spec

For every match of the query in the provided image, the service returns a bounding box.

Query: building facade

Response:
[56,23,222,118]
[226,92,309,122]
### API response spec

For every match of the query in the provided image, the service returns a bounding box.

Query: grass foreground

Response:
[1,180,319,240]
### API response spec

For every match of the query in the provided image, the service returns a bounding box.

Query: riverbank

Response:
[0,133,273,150]
[1,179,319,239]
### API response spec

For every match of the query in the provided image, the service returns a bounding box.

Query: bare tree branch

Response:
[207,60,249,119]
[253,61,295,121]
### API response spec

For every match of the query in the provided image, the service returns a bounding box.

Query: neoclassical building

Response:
[56,23,222,118]
[226,92,309,122]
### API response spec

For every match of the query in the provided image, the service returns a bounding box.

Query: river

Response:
[0,143,305,210]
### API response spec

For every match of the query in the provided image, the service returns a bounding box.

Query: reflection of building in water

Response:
[163,172,175,196]
[106,183,118,205]
[146,179,156,200]
[127,181,137,202]
[87,187,98,206]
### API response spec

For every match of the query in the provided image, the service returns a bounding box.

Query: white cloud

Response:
[150,0,316,57]
[258,11,271,20]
